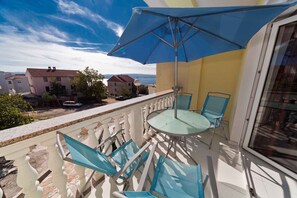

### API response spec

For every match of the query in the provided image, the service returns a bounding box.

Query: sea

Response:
[103,74,156,86]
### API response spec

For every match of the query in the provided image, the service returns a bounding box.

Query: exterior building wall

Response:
[108,81,132,97]
[6,77,30,93]
[26,71,74,96]
[25,71,35,94]
[156,50,244,121]
[0,72,11,94]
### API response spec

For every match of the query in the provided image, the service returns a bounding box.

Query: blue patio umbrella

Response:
[108,2,296,118]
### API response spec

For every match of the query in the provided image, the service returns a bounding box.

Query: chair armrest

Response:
[56,131,75,163]
[137,143,158,191]
[113,141,152,180]
[96,129,124,150]
[56,131,67,159]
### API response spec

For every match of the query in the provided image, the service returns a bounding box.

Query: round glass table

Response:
[147,109,210,163]
[147,109,210,136]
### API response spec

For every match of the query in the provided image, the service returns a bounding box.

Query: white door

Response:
[243,15,297,178]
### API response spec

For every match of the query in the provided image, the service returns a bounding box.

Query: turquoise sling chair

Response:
[173,93,192,110]
[113,143,219,198]
[200,92,230,149]
[56,129,150,194]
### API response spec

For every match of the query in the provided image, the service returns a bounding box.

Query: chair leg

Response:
[209,128,216,149]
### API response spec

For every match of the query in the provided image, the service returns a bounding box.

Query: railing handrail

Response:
[0,90,173,148]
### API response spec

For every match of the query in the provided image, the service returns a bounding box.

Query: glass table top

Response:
[147,109,210,136]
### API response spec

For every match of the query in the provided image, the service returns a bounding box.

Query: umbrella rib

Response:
[176,23,188,62]
[143,28,171,64]
[108,21,169,55]
[179,18,244,49]
[176,17,200,48]
[151,32,174,48]
[168,17,176,47]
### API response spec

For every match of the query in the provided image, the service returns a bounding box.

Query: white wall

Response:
[0,72,12,94]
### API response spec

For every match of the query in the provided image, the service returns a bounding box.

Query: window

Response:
[56,76,61,81]
[246,20,297,175]
[114,82,116,86]
[115,88,117,92]
[45,86,50,92]
[8,81,12,84]
[17,81,21,83]
[128,83,131,86]
[70,77,74,80]
[43,77,48,82]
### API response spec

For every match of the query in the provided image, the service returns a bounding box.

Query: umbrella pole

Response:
[174,47,178,119]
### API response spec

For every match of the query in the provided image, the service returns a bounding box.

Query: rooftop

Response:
[108,75,134,83]
[26,68,79,77]
[5,74,26,80]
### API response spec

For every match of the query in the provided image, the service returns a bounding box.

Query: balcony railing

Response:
[0,90,174,198]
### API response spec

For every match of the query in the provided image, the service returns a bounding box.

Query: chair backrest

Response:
[63,133,118,176]
[174,93,192,110]
[150,156,204,198]
[201,92,230,127]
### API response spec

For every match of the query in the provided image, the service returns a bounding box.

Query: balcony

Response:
[0,90,296,198]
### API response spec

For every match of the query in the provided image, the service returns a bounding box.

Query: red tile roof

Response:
[5,74,26,80]
[108,75,134,83]
[27,68,80,77]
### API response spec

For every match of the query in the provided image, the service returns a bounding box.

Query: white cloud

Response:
[57,0,124,37]
[0,30,156,74]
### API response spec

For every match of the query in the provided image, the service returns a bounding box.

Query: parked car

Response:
[115,96,125,101]
[62,101,82,107]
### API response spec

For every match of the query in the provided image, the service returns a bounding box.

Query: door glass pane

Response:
[248,21,297,174]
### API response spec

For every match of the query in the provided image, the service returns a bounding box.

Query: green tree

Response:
[0,94,33,130]
[138,85,149,95]
[121,88,131,97]
[50,81,66,96]
[72,67,105,102]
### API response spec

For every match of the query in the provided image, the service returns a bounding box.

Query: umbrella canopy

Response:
[108,2,296,118]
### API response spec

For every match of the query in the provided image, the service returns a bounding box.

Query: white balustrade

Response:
[6,149,43,198]
[124,111,131,141]
[143,104,150,139]
[0,90,173,197]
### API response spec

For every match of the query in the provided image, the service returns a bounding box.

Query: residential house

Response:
[5,74,30,94]
[0,71,12,94]
[25,67,79,96]
[107,75,134,97]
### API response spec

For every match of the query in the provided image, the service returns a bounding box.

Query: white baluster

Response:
[102,119,112,155]
[114,115,123,147]
[161,98,165,109]
[158,100,162,110]
[148,102,155,136]
[89,124,105,182]
[6,149,43,198]
[46,143,73,198]
[124,112,131,141]
[0,187,3,198]
[154,100,158,111]
[143,104,150,140]
[130,105,144,146]
[149,102,154,113]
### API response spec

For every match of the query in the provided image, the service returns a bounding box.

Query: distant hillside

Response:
[104,74,156,85]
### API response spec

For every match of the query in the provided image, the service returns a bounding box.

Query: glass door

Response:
[244,16,297,177]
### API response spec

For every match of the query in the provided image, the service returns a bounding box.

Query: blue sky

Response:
[0,0,156,74]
